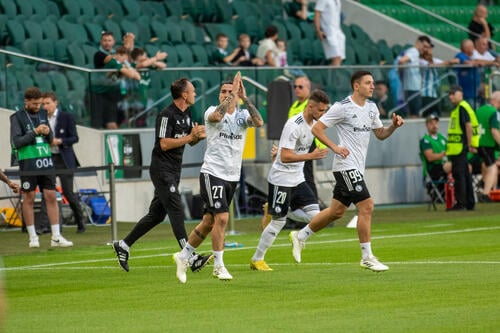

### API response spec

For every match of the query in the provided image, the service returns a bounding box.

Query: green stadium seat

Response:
[37,39,55,60]
[23,20,43,40]
[298,38,313,65]
[32,71,53,92]
[54,39,69,62]
[6,19,25,46]
[14,69,34,91]
[14,0,34,16]
[166,21,183,45]
[84,22,104,44]
[120,19,140,43]
[190,44,209,66]
[150,20,169,44]
[136,15,153,43]
[40,18,60,40]
[21,38,38,57]
[58,20,89,44]
[204,23,238,45]
[162,44,179,67]
[214,0,233,23]
[121,0,142,19]
[235,16,262,43]
[283,20,302,43]
[164,0,183,18]
[82,44,97,67]
[61,0,81,17]
[0,0,18,18]
[175,44,194,67]
[66,42,86,67]
[46,1,60,18]
[49,71,70,94]
[103,19,122,41]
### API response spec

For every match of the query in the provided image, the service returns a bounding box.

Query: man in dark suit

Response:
[42,92,85,233]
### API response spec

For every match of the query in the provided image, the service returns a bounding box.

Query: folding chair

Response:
[420,154,446,211]
[0,170,22,228]
[74,169,111,225]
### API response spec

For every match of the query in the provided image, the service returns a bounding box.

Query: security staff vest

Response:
[446,100,479,156]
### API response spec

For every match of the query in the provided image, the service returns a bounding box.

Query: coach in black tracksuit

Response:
[112,78,211,273]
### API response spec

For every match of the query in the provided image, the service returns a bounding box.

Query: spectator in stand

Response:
[230,34,265,67]
[472,37,497,62]
[130,47,167,111]
[420,45,459,117]
[398,35,433,118]
[314,0,345,66]
[212,33,240,66]
[275,39,288,68]
[257,25,280,67]
[91,46,141,129]
[94,32,135,68]
[373,81,394,119]
[475,91,500,202]
[455,38,498,108]
[286,0,313,21]
[468,4,495,50]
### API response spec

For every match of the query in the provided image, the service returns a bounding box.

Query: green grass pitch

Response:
[1,203,500,332]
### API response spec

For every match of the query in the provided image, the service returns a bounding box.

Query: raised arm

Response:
[372,113,404,140]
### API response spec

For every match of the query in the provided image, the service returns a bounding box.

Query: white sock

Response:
[51,224,61,239]
[119,240,130,252]
[26,225,37,240]
[298,225,314,242]
[213,250,224,266]
[252,219,286,261]
[180,243,196,261]
[360,242,373,259]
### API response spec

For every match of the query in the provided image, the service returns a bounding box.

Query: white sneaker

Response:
[289,231,305,263]
[29,237,40,248]
[51,236,73,247]
[360,256,389,272]
[213,265,233,280]
[173,252,189,284]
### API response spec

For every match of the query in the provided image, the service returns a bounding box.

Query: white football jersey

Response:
[319,96,383,174]
[268,112,315,187]
[200,106,251,181]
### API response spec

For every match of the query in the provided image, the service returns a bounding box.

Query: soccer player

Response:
[250,90,330,271]
[113,78,212,273]
[173,72,264,283]
[290,70,404,272]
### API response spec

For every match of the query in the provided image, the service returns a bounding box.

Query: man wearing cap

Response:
[419,114,452,183]
[446,84,479,210]
[398,35,434,118]
[475,90,500,201]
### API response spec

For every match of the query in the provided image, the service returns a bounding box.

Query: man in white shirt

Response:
[250,90,330,271]
[314,0,345,66]
[174,72,264,283]
[290,71,404,272]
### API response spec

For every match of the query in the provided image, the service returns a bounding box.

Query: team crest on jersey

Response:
[355,185,363,192]
[369,111,375,119]
[274,206,282,214]
[214,201,221,209]
[236,117,245,126]
[170,185,176,193]
[22,181,30,190]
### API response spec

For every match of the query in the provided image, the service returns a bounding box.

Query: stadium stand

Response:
[0,0,436,125]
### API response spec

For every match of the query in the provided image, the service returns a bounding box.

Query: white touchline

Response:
[3,226,500,271]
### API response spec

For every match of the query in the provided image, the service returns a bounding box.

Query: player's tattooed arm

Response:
[243,97,263,127]
[208,92,236,123]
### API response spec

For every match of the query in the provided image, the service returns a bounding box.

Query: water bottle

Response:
[445,174,455,209]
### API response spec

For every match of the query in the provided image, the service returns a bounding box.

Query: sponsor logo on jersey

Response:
[219,132,243,140]
[353,125,371,132]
